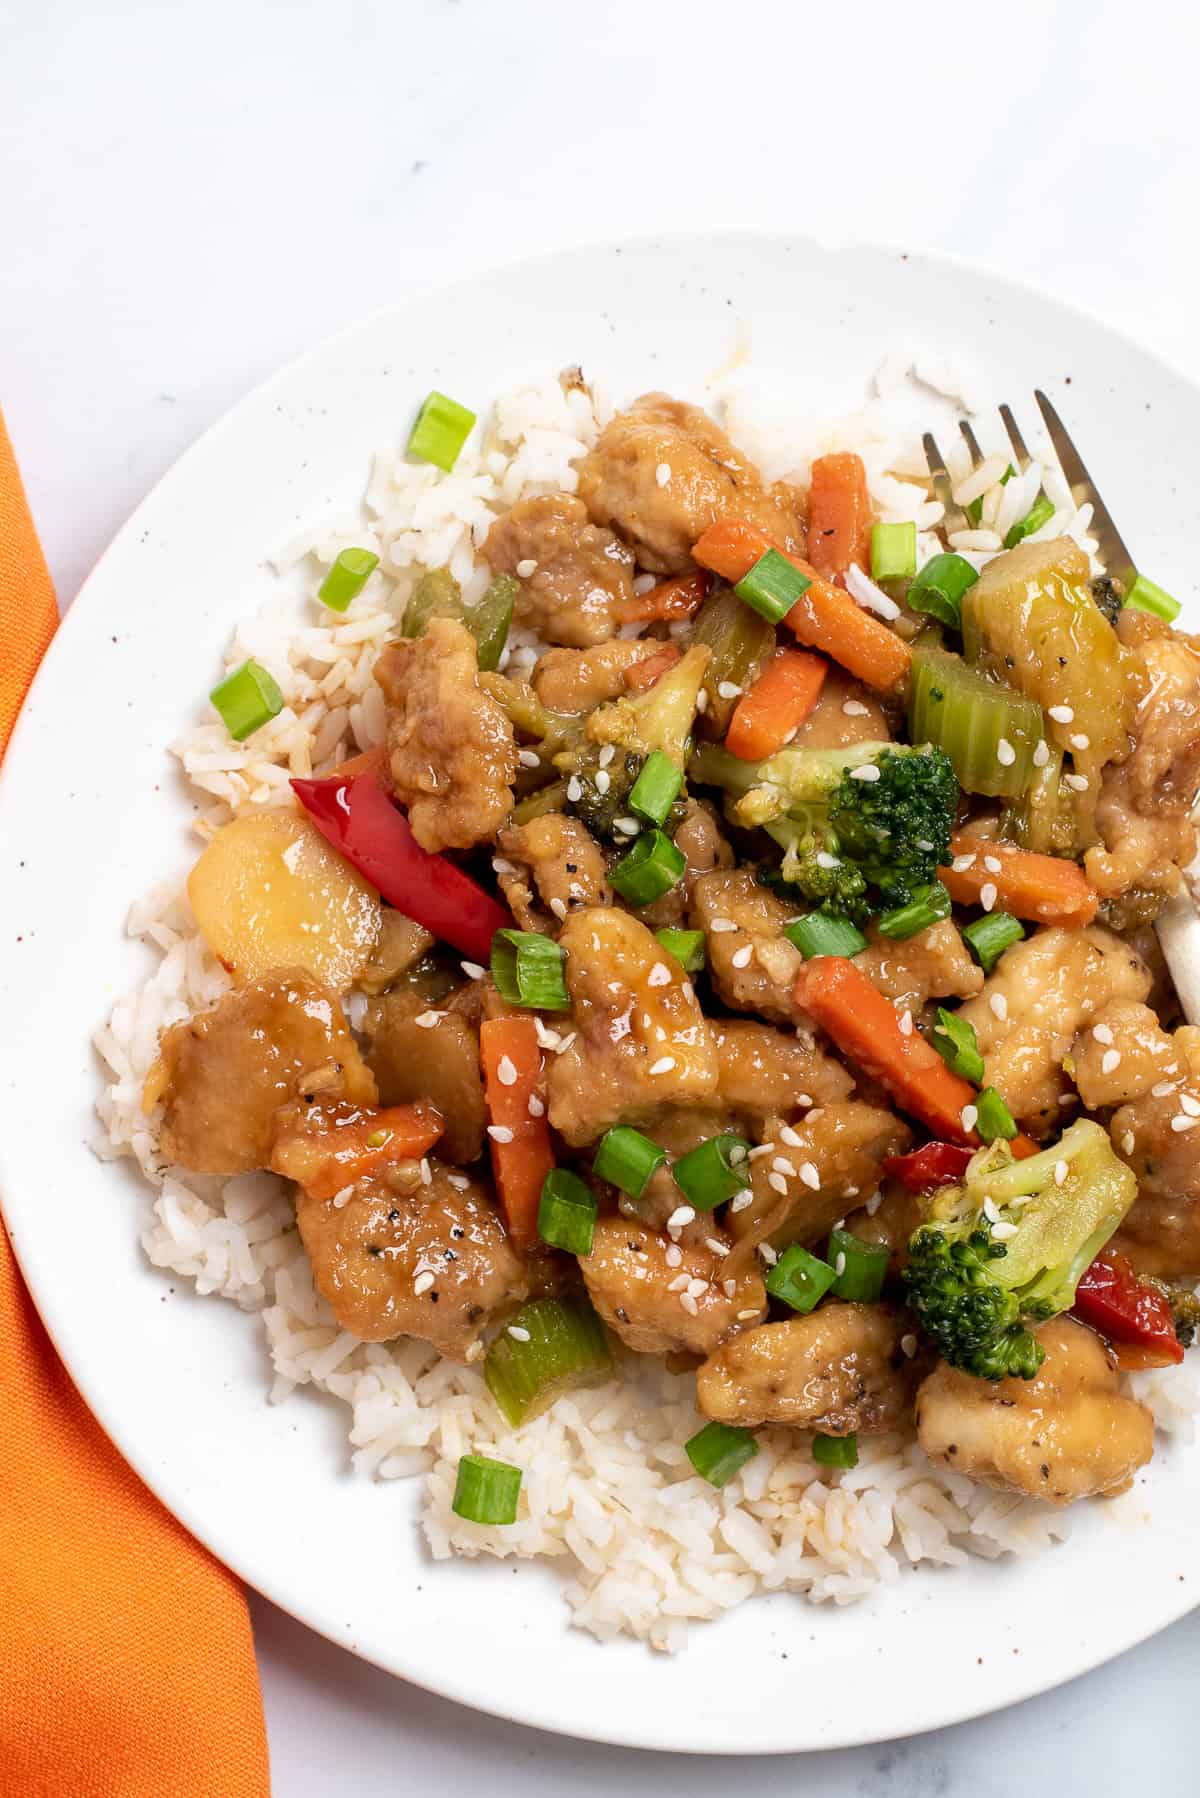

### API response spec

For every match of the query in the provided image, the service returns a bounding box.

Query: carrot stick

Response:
[618,570,709,625]
[940,832,1099,928]
[807,453,872,578]
[480,1016,555,1248]
[623,643,682,691]
[726,649,827,760]
[692,518,910,691]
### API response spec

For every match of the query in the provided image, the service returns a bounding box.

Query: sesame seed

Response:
[709,917,737,933]
[687,1277,708,1299]
[815,851,841,870]
[554,1032,576,1054]
[413,1271,435,1296]
[1101,1049,1121,1074]
[492,856,516,874]
[419,1157,432,1185]
[707,1238,729,1257]
[834,1252,846,1276]
[667,1205,695,1231]
[527,1094,545,1118]
[722,1277,737,1297]
[696,688,709,712]
[779,1125,803,1148]
[614,815,640,834]
[768,1172,789,1195]
[865,1191,883,1216]
[982,1195,1000,1224]
[533,1018,562,1050]
[951,853,977,873]
[446,1172,470,1191]
[961,1104,979,1132]
[729,1144,748,1163]
[1182,1093,1200,1117]
[747,1143,776,1161]
[598,744,615,767]
[647,961,672,987]
[332,1184,356,1209]
[983,855,1003,874]
[656,461,672,487]
[517,747,541,768]
[1151,1081,1176,1097]
[900,1333,917,1358]
[679,1292,700,1316]
[1070,733,1090,751]
[1048,704,1074,723]
[737,1306,761,1321]
[842,700,870,717]
[996,738,1016,767]
[795,1093,813,1107]
[665,1243,683,1267]
[1122,1132,1136,1155]
[649,1055,676,1075]
[1064,773,1089,792]
[1032,739,1050,767]
[507,1325,531,1341]
[496,1054,518,1087]
[980,882,998,913]
[730,945,753,969]
[717,680,743,700]
[461,960,485,980]
[849,764,881,782]
[1171,1115,1198,1133]
[772,1156,797,1177]
[991,1219,1019,1240]
[549,896,568,920]
[989,993,1008,1021]
[594,768,611,795]
[566,775,583,802]
[1092,1023,1114,1045]
[730,1189,754,1212]
[916,838,935,852]
[415,1009,445,1029]
[758,1243,778,1266]
[898,1009,914,1037]
[799,1161,821,1190]
[667,1272,690,1292]
[515,558,537,578]
[487,1125,514,1144]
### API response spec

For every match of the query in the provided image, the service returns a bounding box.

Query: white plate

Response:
[2,234,1199,1755]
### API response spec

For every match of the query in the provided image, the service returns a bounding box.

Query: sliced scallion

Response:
[734,548,811,624]
[811,1432,858,1469]
[609,829,686,905]
[975,1085,1018,1143]
[907,553,979,632]
[490,929,570,1011]
[593,1125,666,1199]
[869,521,917,583]
[209,659,284,742]
[685,1421,758,1488]
[655,927,706,973]
[451,1454,522,1524]
[1124,573,1182,623]
[317,546,380,613]
[537,1169,597,1257]
[1004,493,1055,550]
[671,1133,752,1214]
[783,912,868,960]
[827,1226,889,1303]
[876,881,952,941]
[931,1006,985,1084]
[407,390,476,472]
[765,1243,837,1314]
[961,911,1025,974]
[629,749,684,825]
[484,1297,612,1427]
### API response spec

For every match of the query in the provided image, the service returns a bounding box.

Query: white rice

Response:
[94,360,1194,1649]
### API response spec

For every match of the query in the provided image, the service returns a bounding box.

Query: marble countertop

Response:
[4,0,1197,1787]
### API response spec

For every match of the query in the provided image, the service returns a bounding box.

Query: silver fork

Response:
[922,396,1199,1019]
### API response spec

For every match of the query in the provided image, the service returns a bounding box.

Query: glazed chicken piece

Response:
[495,813,610,933]
[638,799,734,931]
[1109,1023,1200,1280]
[953,925,1152,1137]
[143,969,376,1175]
[547,906,720,1145]
[531,638,663,713]
[915,1317,1154,1505]
[482,493,636,646]
[789,667,891,750]
[577,393,803,574]
[375,616,517,853]
[713,1019,853,1120]
[690,868,806,1026]
[1070,999,1177,1110]
[697,1303,915,1433]
[363,990,486,1164]
[725,1101,911,1269]
[852,918,984,1015]
[579,1217,766,1357]
[292,1158,526,1361]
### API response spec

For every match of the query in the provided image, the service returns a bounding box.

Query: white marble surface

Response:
[4,0,1199,1786]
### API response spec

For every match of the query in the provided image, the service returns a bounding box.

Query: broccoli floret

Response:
[903,1120,1137,1381]
[559,743,688,843]
[763,814,872,922]
[691,739,958,915]
[586,644,709,767]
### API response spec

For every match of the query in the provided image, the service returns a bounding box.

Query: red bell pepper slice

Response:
[1073,1250,1184,1368]
[882,1141,975,1193]
[291,771,511,966]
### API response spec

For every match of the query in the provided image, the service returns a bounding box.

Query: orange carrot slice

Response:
[480,1016,555,1248]
[940,833,1099,928]
[726,649,827,760]
[807,453,872,578]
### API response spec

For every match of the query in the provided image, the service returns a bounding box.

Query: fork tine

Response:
[958,421,985,469]
[1033,390,1137,585]
[998,405,1033,473]
[922,432,968,534]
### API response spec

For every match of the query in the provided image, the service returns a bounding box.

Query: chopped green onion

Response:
[467,574,517,672]
[671,1133,753,1213]
[655,927,706,973]
[827,1227,889,1303]
[734,548,811,624]
[811,1433,858,1469]
[407,390,476,472]
[907,553,979,632]
[451,1454,522,1524]
[975,1086,1018,1143]
[869,521,917,583]
[609,828,686,905]
[317,546,380,613]
[629,749,684,826]
[593,1125,666,1199]
[490,929,570,1011]
[961,911,1025,974]
[876,881,952,941]
[931,1006,985,1084]
[484,1297,612,1427]
[1004,493,1055,550]
[209,659,284,742]
[685,1421,758,1488]
[537,1169,597,1257]
[765,1243,837,1314]
[783,912,868,960]
[1124,573,1182,623]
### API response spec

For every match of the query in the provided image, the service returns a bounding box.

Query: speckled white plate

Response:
[1,235,1198,1754]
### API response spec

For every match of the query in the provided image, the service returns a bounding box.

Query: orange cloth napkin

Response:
[0,412,271,1798]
